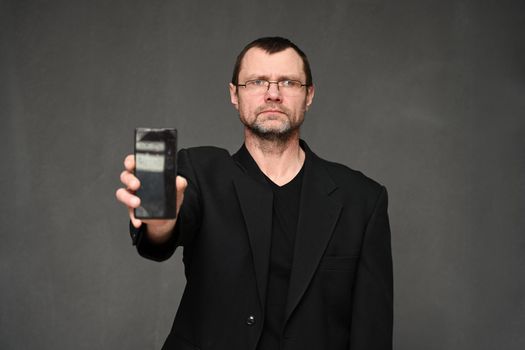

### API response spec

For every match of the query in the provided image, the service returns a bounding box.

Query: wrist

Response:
[145,220,175,244]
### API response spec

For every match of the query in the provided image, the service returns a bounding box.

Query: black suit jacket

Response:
[132,140,393,350]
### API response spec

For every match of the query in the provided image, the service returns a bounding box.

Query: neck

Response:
[244,129,305,186]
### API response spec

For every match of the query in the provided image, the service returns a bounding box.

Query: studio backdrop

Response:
[1,0,524,349]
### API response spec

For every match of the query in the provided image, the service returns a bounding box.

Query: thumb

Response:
[175,176,187,217]
[176,176,188,192]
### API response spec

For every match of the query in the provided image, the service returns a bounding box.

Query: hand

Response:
[115,154,187,243]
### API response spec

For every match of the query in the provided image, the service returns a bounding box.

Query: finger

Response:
[115,188,141,208]
[128,207,142,228]
[124,154,135,172]
[120,170,140,190]
[175,176,187,216]
[176,176,188,192]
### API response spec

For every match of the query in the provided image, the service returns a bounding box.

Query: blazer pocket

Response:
[163,333,200,350]
[319,255,359,271]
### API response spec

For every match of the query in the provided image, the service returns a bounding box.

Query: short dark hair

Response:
[231,36,313,86]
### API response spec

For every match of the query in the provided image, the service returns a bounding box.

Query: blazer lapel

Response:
[283,143,342,326]
[232,156,273,310]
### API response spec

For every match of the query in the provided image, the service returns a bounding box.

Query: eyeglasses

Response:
[237,79,308,95]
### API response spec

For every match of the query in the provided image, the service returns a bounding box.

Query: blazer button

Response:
[246,315,256,326]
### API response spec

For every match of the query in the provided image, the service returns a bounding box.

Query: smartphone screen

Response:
[134,128,177,219]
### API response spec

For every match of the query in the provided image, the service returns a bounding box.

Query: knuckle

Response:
[116,188,125,202]
[120,170,128,183]
[125,155,135,168]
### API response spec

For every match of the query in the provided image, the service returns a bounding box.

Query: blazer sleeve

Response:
[348,186,393,349]
[130,148,202,261]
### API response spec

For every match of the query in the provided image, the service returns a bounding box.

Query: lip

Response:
[260,109,284,114]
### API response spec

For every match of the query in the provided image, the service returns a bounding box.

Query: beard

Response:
[241,103,305,143]
[247,116,297,142]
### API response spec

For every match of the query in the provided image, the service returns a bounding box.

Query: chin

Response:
[249,123,299,142]
[256,121,291,134]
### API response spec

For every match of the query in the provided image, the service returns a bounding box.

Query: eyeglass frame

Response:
[236,79,310,93]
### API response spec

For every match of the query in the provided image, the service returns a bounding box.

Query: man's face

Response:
[229,47,314,140]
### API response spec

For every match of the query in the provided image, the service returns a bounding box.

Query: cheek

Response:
[237,101,253,121]
[290,101,307,119]
[238,99,259,117]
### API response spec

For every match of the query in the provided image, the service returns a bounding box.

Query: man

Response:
[116,37,393,350]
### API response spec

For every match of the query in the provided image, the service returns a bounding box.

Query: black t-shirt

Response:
[236,144,305,350]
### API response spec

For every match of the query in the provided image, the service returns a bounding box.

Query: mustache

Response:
[255,104,290,115]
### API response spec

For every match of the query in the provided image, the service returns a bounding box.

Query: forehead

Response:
[239,47,305,79]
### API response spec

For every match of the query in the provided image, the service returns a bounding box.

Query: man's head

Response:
[229,37,315,143]
[231,37,313,87]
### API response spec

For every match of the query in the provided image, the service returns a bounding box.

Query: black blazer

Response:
[132,140,393,350]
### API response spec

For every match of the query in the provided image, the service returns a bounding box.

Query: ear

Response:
[229,83,239,110]
[305,84,315,110]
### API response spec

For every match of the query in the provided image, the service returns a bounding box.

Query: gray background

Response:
[1,0,524,349]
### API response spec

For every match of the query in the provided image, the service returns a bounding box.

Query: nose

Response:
[265,82,282,102]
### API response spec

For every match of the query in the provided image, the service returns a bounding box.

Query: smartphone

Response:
[134,128,177,219]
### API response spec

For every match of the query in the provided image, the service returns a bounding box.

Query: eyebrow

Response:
[244,74,302,81]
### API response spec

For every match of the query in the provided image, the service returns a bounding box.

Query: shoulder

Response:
[313,152,386,201]
[180,145,231,157]
[178,146,231,166]
[177,145,234,176]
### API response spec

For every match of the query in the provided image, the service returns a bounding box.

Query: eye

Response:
[248,79,267,87]
[280,80,300,88]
